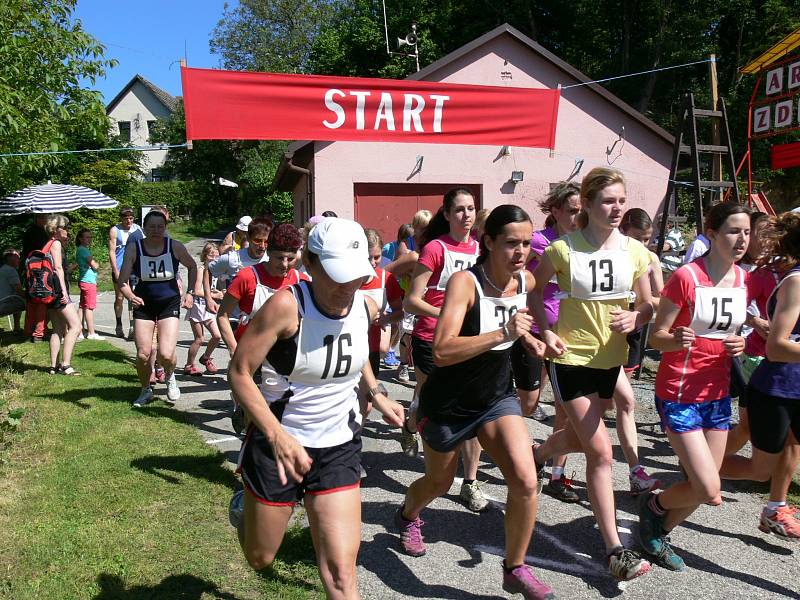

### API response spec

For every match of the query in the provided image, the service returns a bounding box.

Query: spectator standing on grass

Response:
[75,229,101,340]
[219,215,251,255]
[43,214,82,375]
[0,248,25,332]
[22,212,50,342]
[108,208,142,339]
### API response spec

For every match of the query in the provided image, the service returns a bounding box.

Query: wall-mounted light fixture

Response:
[510,171,524,183]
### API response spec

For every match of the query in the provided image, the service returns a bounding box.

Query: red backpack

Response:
[25,239,61,304]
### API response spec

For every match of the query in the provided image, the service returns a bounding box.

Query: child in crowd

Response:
[76,229,101,340]
[184,242,222,375]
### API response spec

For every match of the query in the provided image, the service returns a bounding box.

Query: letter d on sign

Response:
[323,89,346,129]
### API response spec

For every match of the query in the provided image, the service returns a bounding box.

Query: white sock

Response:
[766,501,787,512]
[551,466,564,481]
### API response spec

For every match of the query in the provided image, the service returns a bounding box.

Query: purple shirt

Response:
[527,226,562,333]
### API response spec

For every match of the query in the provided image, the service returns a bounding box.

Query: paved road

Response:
[81,237,799,600]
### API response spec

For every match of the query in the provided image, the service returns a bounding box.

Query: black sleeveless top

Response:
[418,266,522,422]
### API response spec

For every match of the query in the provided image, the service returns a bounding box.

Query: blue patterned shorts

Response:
[656,396,732,434]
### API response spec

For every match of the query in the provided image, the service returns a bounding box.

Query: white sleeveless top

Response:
[263,282,370,448]
[562,234,634,302]
[686,261,748,340]
[468,270,527,351]
[428,239,479,291]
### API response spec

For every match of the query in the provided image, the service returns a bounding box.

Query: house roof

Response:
[106,74,179,114]
[274,23,673,190]
[408,23,672,144]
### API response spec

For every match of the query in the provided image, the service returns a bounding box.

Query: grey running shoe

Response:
[133,386,153,408]
[400,420,419,457]
[531,405,548,422]
[228,489,244,528]
[166,372,180,403]
[397,364,410,383]
[460,480,489,512]
[544,475,579,503]
[645,535,686,572]
[608,548,651,581]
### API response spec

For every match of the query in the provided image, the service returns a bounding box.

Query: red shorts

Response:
[78,282,97,310]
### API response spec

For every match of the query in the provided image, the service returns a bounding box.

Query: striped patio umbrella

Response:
[0,182,119,215]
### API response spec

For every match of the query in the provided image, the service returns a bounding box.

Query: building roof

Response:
[408,23,672,144]
[106,74,179,114]
[740,27,800,75]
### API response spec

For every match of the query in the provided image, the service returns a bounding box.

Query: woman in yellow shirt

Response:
[531,167,654,581]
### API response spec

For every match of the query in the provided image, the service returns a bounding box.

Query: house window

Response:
[150,168,164,182]
[118,121,131,143]
[147,120,158,142]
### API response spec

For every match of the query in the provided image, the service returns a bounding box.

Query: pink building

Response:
[274,23,673,243]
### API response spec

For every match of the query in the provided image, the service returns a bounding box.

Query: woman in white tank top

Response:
[229,218,404,599]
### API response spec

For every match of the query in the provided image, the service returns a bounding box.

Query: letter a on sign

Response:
[775,100,793,128]
[753,106,770,133]
[766,68,784,95]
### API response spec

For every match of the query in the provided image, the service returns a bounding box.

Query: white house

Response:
[106,74,178,181]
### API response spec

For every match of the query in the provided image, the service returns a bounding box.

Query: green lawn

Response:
[0,337,322,600]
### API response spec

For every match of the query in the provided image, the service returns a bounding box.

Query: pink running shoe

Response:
[629,466,661,496]
[502,564,555,600]
[199,355,218,374]
[184,364,203,376]
[394,506,426,557]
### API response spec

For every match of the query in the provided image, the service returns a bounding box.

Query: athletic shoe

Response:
[630,466,661,496]
[544,475,580,503]
[86,333,103,341]
[155,366,166,384]
[531,405,548,422]
[400,420,419,457]
[637,492,666,556]
[643,534,686,571]
[502,564,555,600]
[228,489,244,528]
[133,386,153,408]
[394,506,426,557]
[396,364,410,383]
[532,444,546,495]
[184,364,203,376]
[608,548,651,581]
[460,480,490,512]
[115,324,125,338]
[231,404,246,435]
[383,350,401,367]
[166,373,181,403]
[199,355,218,374]
[126,326,134,341]
[759,505,800,539]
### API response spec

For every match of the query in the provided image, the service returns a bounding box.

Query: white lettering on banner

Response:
[790,62,800,90]
[775,99,793,128]
[322,89,451,133]
[403,94,425,132]
[374,92,395,130]
[753,106,770,133]
[766,67,784,95]
[323,89,346,129]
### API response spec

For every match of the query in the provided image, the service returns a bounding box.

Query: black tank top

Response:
[419,265,525,422]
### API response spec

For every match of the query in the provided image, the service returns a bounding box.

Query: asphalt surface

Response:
[79,237,798,600]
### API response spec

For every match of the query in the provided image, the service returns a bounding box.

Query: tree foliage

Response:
[0,0,117,195]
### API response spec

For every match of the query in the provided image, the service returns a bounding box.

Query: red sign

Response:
[181,67,560,148]
[772,141,800,169]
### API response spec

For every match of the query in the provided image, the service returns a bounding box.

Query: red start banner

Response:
[181,67,560,148]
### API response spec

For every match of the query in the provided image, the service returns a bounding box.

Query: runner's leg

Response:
[155,317,179,376]
[240,489,293,570]
[186,321,204,367]
[133,319,156,387]
[403,439,461,519]
[613,368,640,468]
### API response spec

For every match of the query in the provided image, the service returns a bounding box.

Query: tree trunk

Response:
[637,0,671,114]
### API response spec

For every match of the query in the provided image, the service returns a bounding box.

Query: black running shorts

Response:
[133,296,180,322]
[511,338,543,392]
[550,363,619,402]
[748,386,800,454]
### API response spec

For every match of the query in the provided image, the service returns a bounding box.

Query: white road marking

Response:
[206,436,240,445]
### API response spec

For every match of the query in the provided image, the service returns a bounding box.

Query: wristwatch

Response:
[367,383,388,400]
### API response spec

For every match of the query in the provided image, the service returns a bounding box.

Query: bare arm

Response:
[650,296,694,352]
[117,243,143,306]
[648,253,664,311]
[385,250,419,279]
[766,276,800,363]
[216,293,240,355]
[107,227,118,278]
[403,263,438,318]
[172,240,197,308]
[531,254,567,357]
[229,289,311,484]
[218,232,234,255]
[431,271,531,367]
[50,241,69,305]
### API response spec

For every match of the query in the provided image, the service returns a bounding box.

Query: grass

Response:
[0,336,322,600]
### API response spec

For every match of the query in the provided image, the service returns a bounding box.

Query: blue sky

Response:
[74,0,232,104]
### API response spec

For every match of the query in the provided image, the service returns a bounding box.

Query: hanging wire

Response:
[562,57,715,89]
[0,143,188,159]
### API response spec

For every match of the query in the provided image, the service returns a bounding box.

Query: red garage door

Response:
[354,183,482,247]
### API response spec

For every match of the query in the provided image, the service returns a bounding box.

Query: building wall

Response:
[107,81,172,180]
[308,34,672,228]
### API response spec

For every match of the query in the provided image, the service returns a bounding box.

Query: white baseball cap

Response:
[236,215,252,231]
[307,218,375,283]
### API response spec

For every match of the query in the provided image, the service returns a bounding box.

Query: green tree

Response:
[0,0,116,195]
